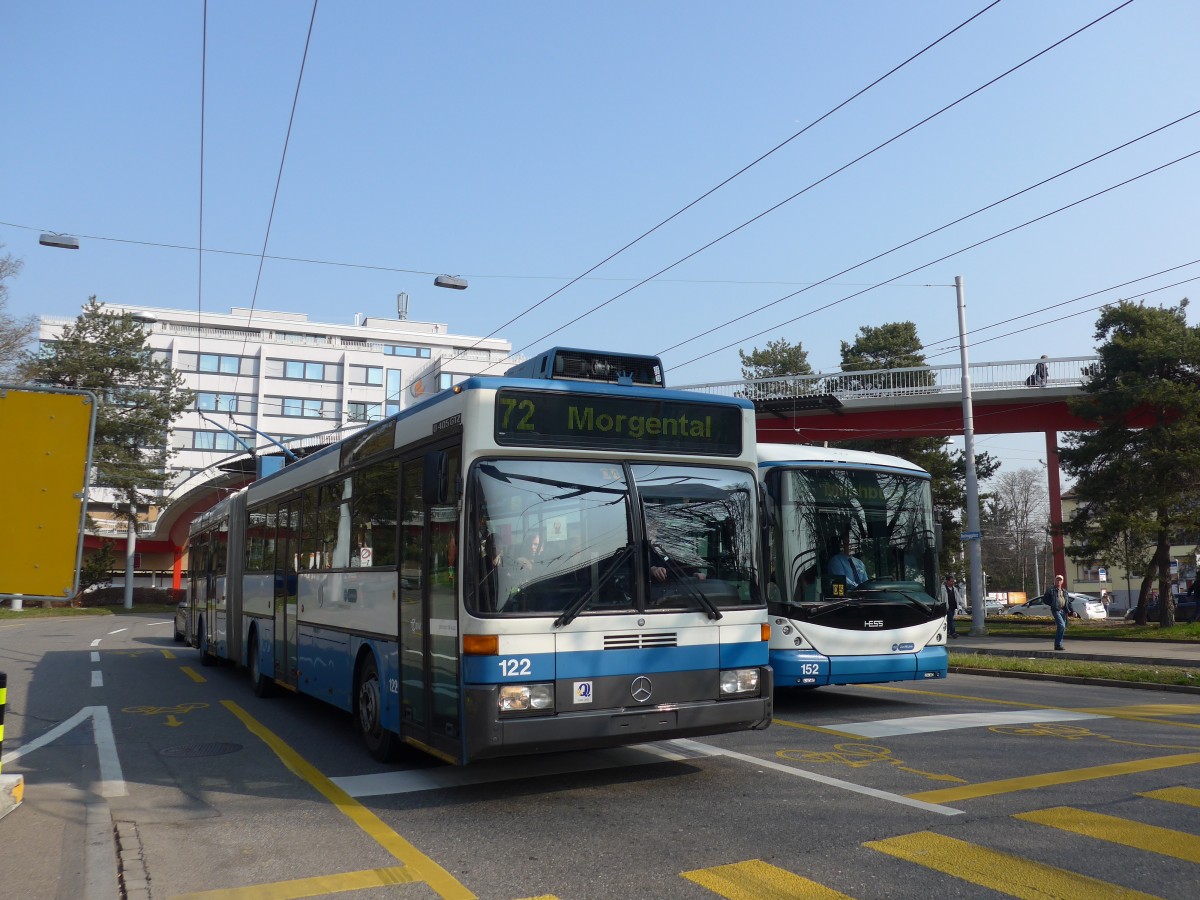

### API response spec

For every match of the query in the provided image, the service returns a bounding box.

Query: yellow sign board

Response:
[0,387,95,600]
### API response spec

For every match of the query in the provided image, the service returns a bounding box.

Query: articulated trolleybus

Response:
[758,443,948,689]
[188,348,771,764]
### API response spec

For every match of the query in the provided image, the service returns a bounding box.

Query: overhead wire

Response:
[491,0,1137,371]
[667,147,1200,375]
[658,108,1199,360]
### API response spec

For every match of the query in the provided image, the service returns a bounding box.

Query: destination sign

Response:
[494,389,742,456]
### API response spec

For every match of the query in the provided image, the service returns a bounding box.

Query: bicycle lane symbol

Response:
[122,702,209,728]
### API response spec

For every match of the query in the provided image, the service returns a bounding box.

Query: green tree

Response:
[0,243,35,383]
[75,544,117,603]
[1060,299,1200,626]
[832,321,998,575]
[21,298,195,518]
[737,338,813,399]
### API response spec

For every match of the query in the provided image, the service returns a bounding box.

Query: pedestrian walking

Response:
[939,574,961,638]
[1043,574,1069,650]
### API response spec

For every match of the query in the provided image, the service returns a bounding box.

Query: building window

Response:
[281,359,338,381]
[177,351,256,376]
[348,365,384,385]
[196,392,255,414]
[347,401,384,423]
[192,430,251,451]
[383,345,430,358]
[385,370,402,417]
[273,397,338,420]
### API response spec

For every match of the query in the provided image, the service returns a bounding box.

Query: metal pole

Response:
[956,276,986,635]
[124,501,136,611]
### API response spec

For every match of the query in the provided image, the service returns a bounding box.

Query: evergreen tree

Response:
[737,338,813,400]
[1060,299,1200,626]
[21,298,195,517]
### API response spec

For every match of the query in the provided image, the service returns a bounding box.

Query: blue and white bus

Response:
[187,348,771,764]
[758,443,948,689]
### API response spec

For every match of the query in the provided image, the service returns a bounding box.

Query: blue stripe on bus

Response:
[772,644,948,687]
[463,643,745,683]
[720,641,769,668]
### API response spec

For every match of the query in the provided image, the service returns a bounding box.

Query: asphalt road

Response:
[2,613,1198,899]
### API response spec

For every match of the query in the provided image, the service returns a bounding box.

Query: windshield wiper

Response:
[554,545,635,628]
[656,552,723,621]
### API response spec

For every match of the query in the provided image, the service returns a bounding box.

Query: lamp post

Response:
[955,276,986,636]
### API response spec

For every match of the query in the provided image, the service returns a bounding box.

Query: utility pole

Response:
[956,276,986,636]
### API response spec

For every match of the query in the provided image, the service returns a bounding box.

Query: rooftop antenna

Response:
[397,292,409,321]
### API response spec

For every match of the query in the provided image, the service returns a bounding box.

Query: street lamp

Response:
[433,274,468,290]
[39,232,80,250]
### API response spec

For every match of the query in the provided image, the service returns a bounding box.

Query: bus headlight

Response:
[498,683,555,715]
[719,668,760,696]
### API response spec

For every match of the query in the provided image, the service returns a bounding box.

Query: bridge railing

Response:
[674,355,1101,402]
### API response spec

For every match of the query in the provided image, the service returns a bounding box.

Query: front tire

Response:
[356,654,398,762]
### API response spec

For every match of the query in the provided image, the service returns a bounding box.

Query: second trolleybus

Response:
[758,443,949,689]
[186,348,772,764]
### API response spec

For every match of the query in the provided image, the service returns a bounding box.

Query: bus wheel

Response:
[248,634,273,698]
[356,655,398,762]
[198,619,215,667]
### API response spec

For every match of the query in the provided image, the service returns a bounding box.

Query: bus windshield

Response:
[466,459,761,618]
[769,466,936,605]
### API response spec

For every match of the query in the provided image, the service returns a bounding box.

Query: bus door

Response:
[398,444,462,761]
[274,502,299,688]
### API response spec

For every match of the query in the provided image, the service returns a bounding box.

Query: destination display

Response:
[494,389,742,455]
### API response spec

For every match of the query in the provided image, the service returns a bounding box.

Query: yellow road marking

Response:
[1075,704,1200,717]
[1016,806,1200,863]
[865,831,1160,899]
[171,864,416,899]
[682,859,853,899]
[221,700,474,900]
[1139,786,1200,807]
[908,752,1200,803]
[771,718,864,739]
[180,666,205,683]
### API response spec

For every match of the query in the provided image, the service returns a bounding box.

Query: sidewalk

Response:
[950,633,1200,669]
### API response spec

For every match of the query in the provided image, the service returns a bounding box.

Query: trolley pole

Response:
[956,276,986,636]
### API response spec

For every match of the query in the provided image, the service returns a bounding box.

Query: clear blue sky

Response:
[3,1,1197,474]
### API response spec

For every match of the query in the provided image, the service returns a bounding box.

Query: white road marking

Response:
[670,739,963,816]
[1,707,127,798]
[90,651,100,663]
[824,709,1107,738]
[91,670,103,688]
[331,737,961,815]
[90,639,102,647]
[107,628,127,635]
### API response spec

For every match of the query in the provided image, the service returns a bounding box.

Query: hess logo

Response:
[864,619,884,628]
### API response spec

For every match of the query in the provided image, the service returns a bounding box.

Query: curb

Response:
[949,666,1200,694]
[0,773,24,820]
[953,645,1200,669]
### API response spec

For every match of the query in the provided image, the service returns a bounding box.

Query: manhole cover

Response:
[158,742,243,758]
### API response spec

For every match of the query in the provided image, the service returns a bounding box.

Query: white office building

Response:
[38,303,515,490]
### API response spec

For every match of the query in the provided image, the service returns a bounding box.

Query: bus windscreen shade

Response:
[495,389,742,455]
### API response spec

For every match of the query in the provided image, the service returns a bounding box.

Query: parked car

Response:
[1124,596,1199,622]
[964,599,1006,616]
[1009,592,1107,620]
